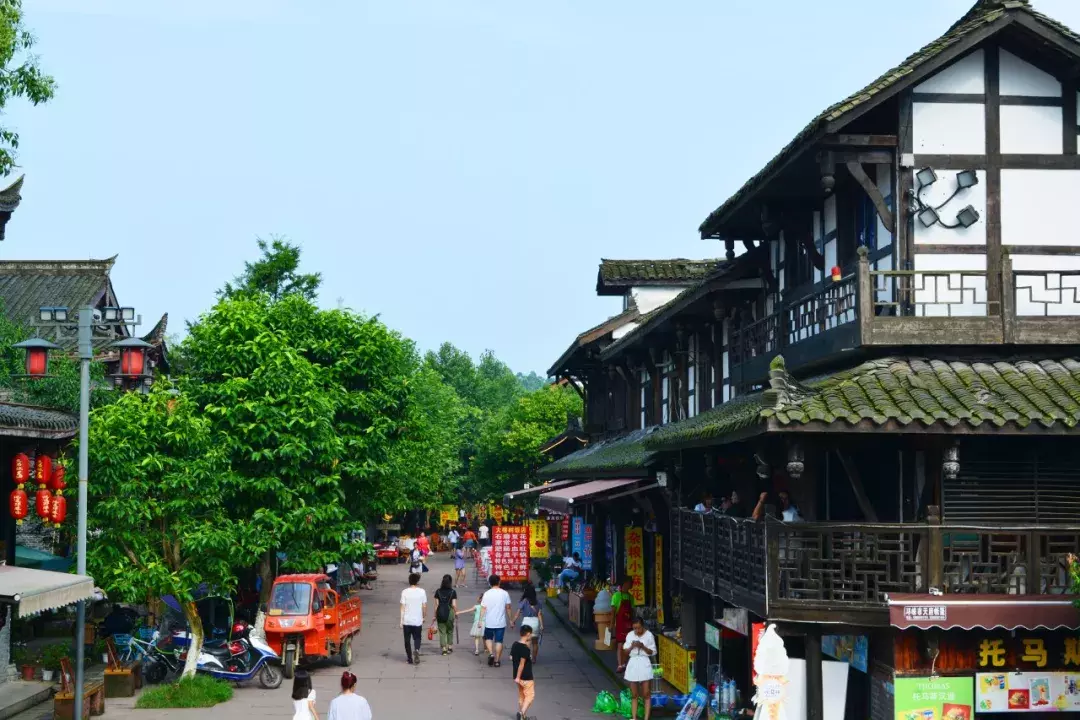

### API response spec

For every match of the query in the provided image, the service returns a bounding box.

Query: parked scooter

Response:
[193,622,283,689]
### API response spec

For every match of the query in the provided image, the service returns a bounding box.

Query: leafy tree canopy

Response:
[220,236,322,302]
[0,1,54,175]
[516,371,545,392]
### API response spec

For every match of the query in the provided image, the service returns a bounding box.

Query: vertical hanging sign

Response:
[605,518,615,584]
[492,525,530,582]
[624,527,646,606]
[655,534,665,625]
[527,519,549,558]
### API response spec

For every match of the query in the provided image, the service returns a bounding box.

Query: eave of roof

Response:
[547,304,640,377]
[538,426,658,478]
[597,258,725,295]
[698,1,1073,238]
[0,402,78,439]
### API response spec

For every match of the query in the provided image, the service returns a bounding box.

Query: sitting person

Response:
[557,552,582,588]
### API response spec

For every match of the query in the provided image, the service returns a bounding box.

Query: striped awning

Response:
[0,565,97,618]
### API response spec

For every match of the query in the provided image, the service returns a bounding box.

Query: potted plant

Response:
[12,644,36,681]
[39,644,70,683]
[92,638,109,665]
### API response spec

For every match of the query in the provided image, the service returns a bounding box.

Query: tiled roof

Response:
[0,258,115,329]
[600,292,688,359]
[598,259,723,288]
[548,305,640,376]
[699,0,1059,237]
[0,402,78,438]
[645,355,1080,451]
[538,426,658,477]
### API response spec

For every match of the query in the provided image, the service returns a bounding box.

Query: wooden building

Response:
[538,1,1080,717]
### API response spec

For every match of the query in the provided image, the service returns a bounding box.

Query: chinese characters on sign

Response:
[606,518,616,584]
[582,523,594,570]
[624,527,646,606]
[439,505,457,526]
[903,605,947,623]
[491,525,530,582]
[895,677,974,718]
[561,517,569,541]
[654,535,664,625]
[527,519,549,558]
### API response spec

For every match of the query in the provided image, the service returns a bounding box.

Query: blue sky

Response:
[7,0,1080,374]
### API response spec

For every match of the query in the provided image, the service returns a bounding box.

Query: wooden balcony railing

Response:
[728,251,1080,388]
[670,507,1080,622]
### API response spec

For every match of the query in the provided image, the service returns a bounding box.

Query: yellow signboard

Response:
[474,503,488,522]
[490,504,505,524]
[439,505,457,527]
[625,527,646,606]
[528,519,550,558]
[655,534,665,625]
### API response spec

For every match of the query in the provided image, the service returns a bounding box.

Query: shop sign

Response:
[822,635,869,673]
[894,676,974,719]
[375,523,401,531]
[654,535,664,625]
[719,607,749,636]
[438,505,457,526]
[561,516,569,541]
[491,525,530,582]
[977,634,1080,670]
[605,518,615,584]
[624,527,646,606]
[489,504,505,524]
[571,517,593,570]
[704,622,720,651]
[977,671,1080,712]
[904,603,947,623]
[527,519,549,558]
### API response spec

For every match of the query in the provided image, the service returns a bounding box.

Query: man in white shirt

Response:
[399,573,427,664]
[478,523,491,547]
[480,574,512,667]
[447,528,460,556]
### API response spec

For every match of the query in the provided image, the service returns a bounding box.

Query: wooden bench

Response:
[102,637,138,698]
[53,657,105,719]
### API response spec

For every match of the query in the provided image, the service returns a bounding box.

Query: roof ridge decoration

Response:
[0,256,117,273]
[597,258,725,288]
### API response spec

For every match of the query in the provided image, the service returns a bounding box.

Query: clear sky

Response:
[6,0,1080,375]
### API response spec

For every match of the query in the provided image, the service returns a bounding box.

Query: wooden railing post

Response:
[766,517,780,611]
[857,247,873,345]
[1002,254,1016,342]
[1026,530,1039,596]
[927,505,944,591]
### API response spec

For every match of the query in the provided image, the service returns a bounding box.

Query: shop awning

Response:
[0,565,97,618]
[539,478,645,514]
[15,544,72,572]
[886,593,1080,631]
[503,479,580,505]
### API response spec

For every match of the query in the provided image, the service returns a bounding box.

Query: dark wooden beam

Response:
[898,90,914,270]
[912,92,1064,106]
[985,44,1003,310]
[835,450,880,522]
[1064,79,1078,155]
[806,630,824,720]
[916,244,1080,255]
[913,154,1080,169]
[822,133,897,147]
[562,374,586,403]
[828,150,892,165]
[846,160,895,234]
[801,234,825,270]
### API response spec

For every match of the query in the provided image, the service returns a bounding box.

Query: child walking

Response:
[456,594,485,655]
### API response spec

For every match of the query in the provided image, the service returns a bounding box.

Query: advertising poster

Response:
[977,672,1080,712]
[527,519,549,558]
[674,684,709,720]
[438,505,457,526]
[582,522,594,570]
[491,525,530,582]
[561,516,569,541]
[624,527,646,606]
[489,504,505,524]
[823,635,869,673]
[894,676,974,720]
[654,534,665,625]
[571,516,584,557]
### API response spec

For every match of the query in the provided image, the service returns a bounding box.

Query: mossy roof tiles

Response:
[644,356,1080,451]
[538,426,658,477]
[598,259,723,287]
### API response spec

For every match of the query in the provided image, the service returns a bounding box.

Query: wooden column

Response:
[806,629,824,720]
[927,505,944,591]
[985,44,1003,308]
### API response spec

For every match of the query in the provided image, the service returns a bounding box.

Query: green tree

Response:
[0,1,55,175]
[516,371,545,392]
[220,236,322,302]
[84,386,264,677]
[470,384,582,499]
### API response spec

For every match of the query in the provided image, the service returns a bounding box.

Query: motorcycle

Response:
[193,622,283,689]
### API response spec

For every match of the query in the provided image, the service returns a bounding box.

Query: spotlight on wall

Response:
[916,167,938,187]
[956,205,980,228]
[956,170,979,189]
[918,206,941,228]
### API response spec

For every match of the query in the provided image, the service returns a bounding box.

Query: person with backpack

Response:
[432,573,458,655]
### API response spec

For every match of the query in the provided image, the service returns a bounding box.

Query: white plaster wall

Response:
[913,169,986,245]
[915,49,985,94]
[1000,49,1061,97]
[823,196,837,272]
[1001,105,1063,154]
[913,253,987,317]
[914,103,986,154]
[631,286,686,314]
[1010,254,1080,317]
[775,234,785,293]
[1001,169,1080,246]
[612,320,639,341]
[813,210,823,284]
[721,319,730,403]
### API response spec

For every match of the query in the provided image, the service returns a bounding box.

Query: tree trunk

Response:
[181,601,204,679]
[258,550,274,605]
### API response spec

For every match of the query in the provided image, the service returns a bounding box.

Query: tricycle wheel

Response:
[339,637,353,667]
[283,647,296,679]
[259,663,284,689]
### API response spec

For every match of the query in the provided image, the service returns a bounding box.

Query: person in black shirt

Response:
[511,625,535,720]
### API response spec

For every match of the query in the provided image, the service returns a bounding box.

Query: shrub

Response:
[39,644,70,671]
[135,676,234,709]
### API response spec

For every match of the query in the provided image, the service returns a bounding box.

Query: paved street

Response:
[16,554,616,720]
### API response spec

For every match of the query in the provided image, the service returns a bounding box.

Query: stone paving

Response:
[12,554,616,720]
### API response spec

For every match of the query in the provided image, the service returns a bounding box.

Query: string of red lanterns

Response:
[8,452,67,528]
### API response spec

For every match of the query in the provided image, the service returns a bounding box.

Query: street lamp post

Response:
[17,305,147,720]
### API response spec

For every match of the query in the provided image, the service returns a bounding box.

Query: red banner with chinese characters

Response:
[561,517,569,541]
[492,525,530,582]
[624,527,646,606]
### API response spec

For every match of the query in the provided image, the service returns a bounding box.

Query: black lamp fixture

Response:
[918,206,941,228]
[915,167,981,231]
[916,167,938,187]
[956,205,980,228]
[956,169,979,190]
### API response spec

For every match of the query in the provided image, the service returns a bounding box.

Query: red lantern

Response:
[35,488,52,519]
[11,453,29,484]
[831,265,842,282]
[9,487,27,524]
[13,338,60,377]
[114,338,152,377]
[34,455,52,487]
[49,494,67,527]
[49,465,66,493]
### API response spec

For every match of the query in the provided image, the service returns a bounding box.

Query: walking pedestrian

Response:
[447,527,460,558]
[478,521,491,548]
[623,617,657,720]
[511,625,536,720]
[408,545,424,577]
[328,671,372,720]
[399,572,427,664]
[432,574,458,655]
[291,670,319,720]
[417,531,431,557]
[462,527,478,560]
[456,593,485,655]
[510,585,543,663]
[481,573,512,667]
[453,541,467,587]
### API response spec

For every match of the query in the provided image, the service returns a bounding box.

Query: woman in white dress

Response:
[622,618,656,720]
[291,670,318,720]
